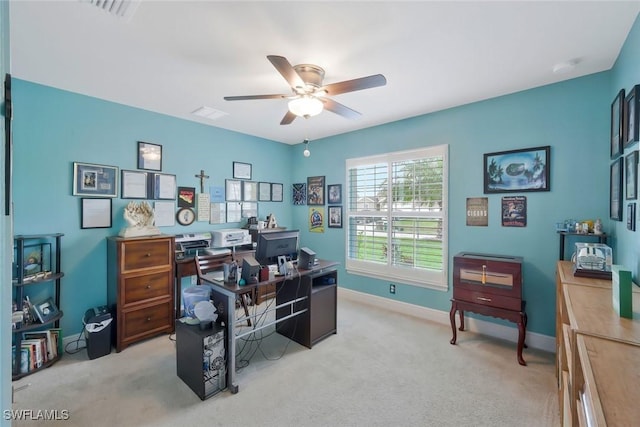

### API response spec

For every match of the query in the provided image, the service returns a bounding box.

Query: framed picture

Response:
[225,179,242,201]
[626,85,640,146]
[483,146,550,193]
[271,183,283,202]
[611,89,625,158]
[292,183,307,205]
[73,162,118,197]
[151,173,176,200]
[307,176,325,205]
[611,157,623,221]
[242,181,258,201]
[628,203,636,231]
[121,170,148,199]
[81,198,112,229]
[328,206,343,228]
[137,141,162,171]
[233,161,252,180]
[32,297,60,324]
[258,182,271,201]
[178,186,196,207]
[501,196,527,227]
[466,197,488,226]
[327,184,342,204]
[625,151,638,200]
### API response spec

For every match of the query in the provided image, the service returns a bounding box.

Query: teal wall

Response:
[9,14,640,341]
[610,13,640,277]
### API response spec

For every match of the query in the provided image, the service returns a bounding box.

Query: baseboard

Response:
[338,287,555,353]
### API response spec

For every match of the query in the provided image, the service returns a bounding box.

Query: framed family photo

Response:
[73,162,118,197]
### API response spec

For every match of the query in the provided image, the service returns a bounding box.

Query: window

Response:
[346,145,448,290]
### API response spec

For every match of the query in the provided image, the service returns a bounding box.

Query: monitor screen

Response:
[254,230,299,266]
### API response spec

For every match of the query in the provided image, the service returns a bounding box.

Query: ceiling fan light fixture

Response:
[288,96,323,118]
[303,139,311,157]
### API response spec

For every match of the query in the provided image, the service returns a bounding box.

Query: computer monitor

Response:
[254,230,299,266]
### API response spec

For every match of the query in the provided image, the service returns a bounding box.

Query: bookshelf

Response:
[12,233,64,379]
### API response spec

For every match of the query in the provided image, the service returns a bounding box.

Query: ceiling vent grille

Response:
[80,0,141,21]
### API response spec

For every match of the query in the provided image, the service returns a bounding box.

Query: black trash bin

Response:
[83,306,112,360]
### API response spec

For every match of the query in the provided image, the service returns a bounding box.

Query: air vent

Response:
[192,107,229,121]
[80,0,141,21]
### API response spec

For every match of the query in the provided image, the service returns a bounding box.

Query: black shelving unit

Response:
[12,233,64,380]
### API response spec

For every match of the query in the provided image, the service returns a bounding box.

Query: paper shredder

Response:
[83,306,113,360]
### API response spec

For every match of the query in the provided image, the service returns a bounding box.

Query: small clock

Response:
[176,208,195,226]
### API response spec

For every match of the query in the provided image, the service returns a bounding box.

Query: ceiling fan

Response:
[224,55,387,125]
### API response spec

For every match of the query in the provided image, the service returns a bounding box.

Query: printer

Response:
[175,232,231,260]
[211,228,252,248]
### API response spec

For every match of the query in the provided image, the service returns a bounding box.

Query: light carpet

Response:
[12,297,559,427]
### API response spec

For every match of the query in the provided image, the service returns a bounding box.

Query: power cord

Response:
[64,318,86,354]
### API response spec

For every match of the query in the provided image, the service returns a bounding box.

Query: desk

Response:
[202,259,338,394]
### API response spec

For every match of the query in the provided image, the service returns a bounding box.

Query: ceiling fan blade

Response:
[322,98,361,120]
[280,110,297,125]
[267,55,305,89]
[322,74,387,96]
[224,94,287,101]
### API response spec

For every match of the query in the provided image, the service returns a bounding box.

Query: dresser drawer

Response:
[453,287,521,311]
[121,301,172,340]
[121,238,173,272]
[123,271,172,305]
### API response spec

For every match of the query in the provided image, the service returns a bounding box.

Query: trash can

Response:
[83,306,113,360]
[182,286,210,318]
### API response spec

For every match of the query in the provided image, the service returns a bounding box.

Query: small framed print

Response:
[73,162,118,197]
[626,85,640,146]
[137,141,162,171]
[611,89,625,158]
[307,176,325,205]
[611,157,623,221]
[178,186,196,207]
[151,173,176,200]
[328,206,342,228]
[32,297,60,324]
[121,170,148,199]
[327,184,342,204]
[233,161,252,180]
[293,183,307,205]
[625,151,638,200]
[271,183,283,202]
[81,198,112,229]
[628,203,636,231]
[242,181,258,201]
[258,182,271,201]
[225,179,242,202]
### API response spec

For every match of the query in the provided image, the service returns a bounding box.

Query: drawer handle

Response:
[146,317,152,322]
[145,253,151,257]
[146,284,152,289]
[477,296,492,302]
[482,265,486,284]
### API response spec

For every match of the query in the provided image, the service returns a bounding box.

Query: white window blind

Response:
[346,145,448,290]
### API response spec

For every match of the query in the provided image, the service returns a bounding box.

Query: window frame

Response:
[345,145,448,291]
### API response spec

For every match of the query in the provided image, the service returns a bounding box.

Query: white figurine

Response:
[119,201,161,237]
[593,218,603,235]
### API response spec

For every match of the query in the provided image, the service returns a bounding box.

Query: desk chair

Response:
[194,255,252,327]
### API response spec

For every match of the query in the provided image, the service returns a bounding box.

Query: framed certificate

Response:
[73,162,118,197]
[233,161,252,180]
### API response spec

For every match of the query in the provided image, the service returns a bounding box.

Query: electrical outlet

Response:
[389,284,396,294]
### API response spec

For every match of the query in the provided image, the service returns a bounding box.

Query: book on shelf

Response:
[21,338,45,368]
[12,345,31,374]
[23,330,57,360]
[49,328,63,356]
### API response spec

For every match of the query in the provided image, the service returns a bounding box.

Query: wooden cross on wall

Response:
[195,169,209,193]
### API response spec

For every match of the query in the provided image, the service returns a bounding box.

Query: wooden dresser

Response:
[450,252,527,365]
[556,260,640,426]
[107,235,175,352]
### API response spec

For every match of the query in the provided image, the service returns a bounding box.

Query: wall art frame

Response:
[483,146,550,194]
[242,181,258,201]
[271,183,283,202]
[121,169,148,199]
[328,206,343,228]
[81,197,112,229]
[151,173,176,200]
[137,141,162,171]
[625,150,638,200]
[628,203,636,231]
[73,162,119,197]
[327,184,342,204]
[225,179,242,202]
[611,157,623,221]
[292,183,307,205]
[625,85,640,147]
[232,161,252,180]
[307,176,325,205]
[258,182,271,202]
[611,89,625,158]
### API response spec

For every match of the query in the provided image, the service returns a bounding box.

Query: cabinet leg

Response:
[449,303,457,345]
[458,310,465,331]
[517,317,527,366]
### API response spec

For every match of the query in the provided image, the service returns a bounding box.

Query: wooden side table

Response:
[449,299,528,366]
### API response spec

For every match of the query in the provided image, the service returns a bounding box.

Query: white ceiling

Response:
[9,1,640,145]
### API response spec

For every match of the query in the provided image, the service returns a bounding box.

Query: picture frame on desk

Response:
[137,141,162,171]
[32,297,59,324]
[72,162,118,197]
[611,89,625,158]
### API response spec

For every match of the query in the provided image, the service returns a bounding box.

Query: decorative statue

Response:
[119,201,161,237]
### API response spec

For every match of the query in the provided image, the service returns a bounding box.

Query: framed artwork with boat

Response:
[483,146,550,194]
